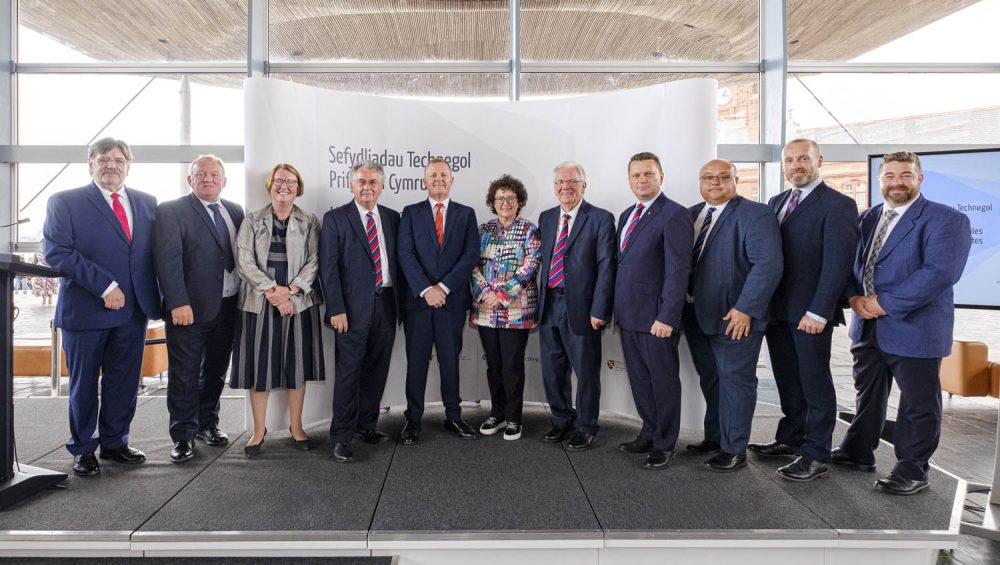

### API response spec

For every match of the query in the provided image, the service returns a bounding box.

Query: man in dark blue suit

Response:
[837,151,971,495]
[749,139,859,482]
[537,161,616,450]
[397,158,480,444]
[682,159,782,472]
[614,152,693,470]
[321,161,402,462]
[43,137,160,477]
[154,155,244,463]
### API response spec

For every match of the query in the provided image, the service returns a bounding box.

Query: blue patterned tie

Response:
[691,207,717,268]
[208,203,235,272]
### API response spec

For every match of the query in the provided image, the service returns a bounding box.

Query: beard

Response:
[882,184,917,205]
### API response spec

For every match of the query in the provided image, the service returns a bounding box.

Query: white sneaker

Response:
[479,417,506,435]
[503,422,522,441]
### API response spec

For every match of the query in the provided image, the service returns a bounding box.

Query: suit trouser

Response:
[62,312,148,455]
[539,290,603,435]
[403,306,466,423]
[682,305,720,443]
[478,326,529,424]
[620,329,681,451]
[766,321,837,462]
[840,319,942,481]
[165,295,238,442]
[684,313,763,455]
[330,289,396,444]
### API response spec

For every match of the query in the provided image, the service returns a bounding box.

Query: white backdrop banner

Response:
[243,76,718,434]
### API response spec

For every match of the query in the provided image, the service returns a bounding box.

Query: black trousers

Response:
[165,295,238,442]
[840,319,942,481]
[330,289,396,444]
[478,326,530,424]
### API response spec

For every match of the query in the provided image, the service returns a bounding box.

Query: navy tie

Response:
[692,207,717,268]
[208,203,235,272]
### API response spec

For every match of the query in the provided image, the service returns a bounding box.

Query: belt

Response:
[547,287,565,295]
[375,287,394,296]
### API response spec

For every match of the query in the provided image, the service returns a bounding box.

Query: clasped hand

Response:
[849,295,886,320]
[265,285,295,317]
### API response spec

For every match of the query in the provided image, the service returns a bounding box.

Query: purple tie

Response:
[782,189,801,225]
[366,211,383,289]
[620,203,645,251]
[547,214,571,288]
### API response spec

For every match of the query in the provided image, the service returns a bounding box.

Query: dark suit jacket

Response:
[320,202,402,329]
[847,195,971,358]
[689,195,783,336]
[614,193,693,332]
[43,182,160,330]
[767,182,859,326]
[153,193,244,322]
[397,199,480,313]
[536,201,617,334]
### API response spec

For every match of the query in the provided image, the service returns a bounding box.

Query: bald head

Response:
[782,139,823,188]
[698,159,739,206]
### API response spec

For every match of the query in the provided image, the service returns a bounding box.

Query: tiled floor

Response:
[11,293,1000,562]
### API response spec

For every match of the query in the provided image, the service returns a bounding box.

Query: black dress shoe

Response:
[99,444,146,464]
[332,442,354,463]
[619,436,653,453]
[705,451,747,472]
[685,439,721,455]
[444,419,478,440]
[170,440,195,463]
[542,426,570,443]
[777,455,829,482]
[400,421,421,445]
[73,452,100,477]
[195,426,229,446]
[875,473,929,495]
[356,429,389,444]
[747,441,797,457]
[830,447,877,472]
[644,449,673,470]
[566,432,595,451]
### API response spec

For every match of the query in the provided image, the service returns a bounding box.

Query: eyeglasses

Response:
[699,174,735,183]
[555,179,583,186]
[494,196,519,204]
[272,179,299,187]
[95,157,128,167]
[353,179,381,187]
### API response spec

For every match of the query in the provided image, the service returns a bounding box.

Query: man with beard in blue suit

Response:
[749,139,859,482]
[682,159,782,473]
[614,152,694,470]
[836,151,971,495]
[536,161,616,450]
[43,137,161,477]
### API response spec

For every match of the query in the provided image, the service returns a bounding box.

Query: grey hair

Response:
[349,160,385,184]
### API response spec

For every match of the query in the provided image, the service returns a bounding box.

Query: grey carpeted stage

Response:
[0,397,962,564]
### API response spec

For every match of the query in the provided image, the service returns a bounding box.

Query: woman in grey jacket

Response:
[230,163,325,458]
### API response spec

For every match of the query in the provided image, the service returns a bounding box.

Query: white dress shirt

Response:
[98,185,133,297]
[355,201,393,288]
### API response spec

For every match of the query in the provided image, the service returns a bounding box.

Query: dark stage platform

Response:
[0,397,962,564]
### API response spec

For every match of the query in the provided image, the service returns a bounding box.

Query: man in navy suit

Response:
[537,161,616,450]
[154,155,244,463]
[614,152,693,470]
[748,139,859,482]
[682,159,782,472]
[397,158,480,444]
[43,137,160,477]
[321,161,402,462]
[836,151,971,495]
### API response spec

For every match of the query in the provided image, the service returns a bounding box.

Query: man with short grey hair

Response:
[320,160,402,462]
[536,161,616,450]
[154,154,244,463]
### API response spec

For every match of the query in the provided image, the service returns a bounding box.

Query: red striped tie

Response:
[366,211,383,289]
[620,203,644,251]
[547,213,571,288]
